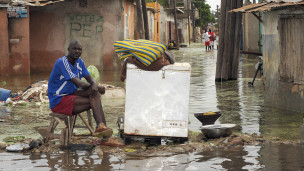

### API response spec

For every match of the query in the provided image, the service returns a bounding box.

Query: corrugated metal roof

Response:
[230,1,304,13]
[11,0,64,6]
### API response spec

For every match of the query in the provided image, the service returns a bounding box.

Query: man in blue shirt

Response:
[48,39,112,137]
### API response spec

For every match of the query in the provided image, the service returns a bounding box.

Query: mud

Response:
[1,129,300,159]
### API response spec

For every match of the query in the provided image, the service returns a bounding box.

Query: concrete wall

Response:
[0,8,9,76]
[8,7,30,75]
[123,0,135,40]
[147,8,155,42]
[263,8,304,111]
[243,13,259,53]
[177,18,189,44]
[147,2,160,42]
[159,6,174,45]
[0,7,30,76]
[29,0,133,72]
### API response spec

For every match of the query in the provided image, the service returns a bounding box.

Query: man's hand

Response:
[90,82,99,98]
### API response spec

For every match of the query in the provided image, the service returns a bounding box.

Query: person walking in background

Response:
[208,29,216,50]
[202,29,210,51]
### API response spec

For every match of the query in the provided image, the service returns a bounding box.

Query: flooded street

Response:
[1,42,304,170]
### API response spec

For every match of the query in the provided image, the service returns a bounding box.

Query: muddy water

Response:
[1,42,304,170]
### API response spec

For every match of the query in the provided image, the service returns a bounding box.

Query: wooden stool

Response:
[45,110,95,147]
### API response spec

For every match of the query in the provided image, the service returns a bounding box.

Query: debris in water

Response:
[6,143,30,152]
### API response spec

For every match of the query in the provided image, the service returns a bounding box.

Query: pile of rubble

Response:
[3,80,49,106]
[2,80,126,106]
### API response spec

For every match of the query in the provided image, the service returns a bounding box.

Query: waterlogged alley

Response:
[1,43,304,171]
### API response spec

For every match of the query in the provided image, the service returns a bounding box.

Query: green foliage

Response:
[193,0,215,28]
[3,136,25,143]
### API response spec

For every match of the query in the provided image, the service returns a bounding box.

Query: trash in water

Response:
[6,143,30,152]
[0,88,11,101]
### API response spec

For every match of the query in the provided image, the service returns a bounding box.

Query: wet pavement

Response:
[1,42,304,170]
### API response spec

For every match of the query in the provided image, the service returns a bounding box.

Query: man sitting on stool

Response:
[48,39,112,139]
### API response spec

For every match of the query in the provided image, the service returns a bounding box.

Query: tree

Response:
[193,0,215,28]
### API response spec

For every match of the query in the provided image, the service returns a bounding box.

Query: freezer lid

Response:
[127,62,191,71]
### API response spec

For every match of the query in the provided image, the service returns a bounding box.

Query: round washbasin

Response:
[199,124,236,139]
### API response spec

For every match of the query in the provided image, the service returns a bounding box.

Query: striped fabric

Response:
[114,39,167,66]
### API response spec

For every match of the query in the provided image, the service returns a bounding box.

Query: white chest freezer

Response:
[124,62,191,137]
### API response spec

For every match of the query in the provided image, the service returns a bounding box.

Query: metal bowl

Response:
[199,124,236,139]
[194,112,221,125]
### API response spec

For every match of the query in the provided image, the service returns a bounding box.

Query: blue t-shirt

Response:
[48,56,90,109]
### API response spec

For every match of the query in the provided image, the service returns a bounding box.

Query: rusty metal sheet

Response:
[230,2,269,13]
[12,0,64,6]
[25,0,64,6]
[246,3,286,13]
[231,1,304,13]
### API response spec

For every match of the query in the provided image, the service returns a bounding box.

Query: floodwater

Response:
[1,42,304,171]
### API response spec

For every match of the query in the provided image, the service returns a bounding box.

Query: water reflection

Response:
[0,149,121,171]
[1,143,304,171]
[259,144,304,171]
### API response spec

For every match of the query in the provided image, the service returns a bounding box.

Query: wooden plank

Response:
[251,13,263,23]
[51,120,59,134]
[294,18,304,83]
[221,0,233,81]
[69,115,76,137]
[231,0,243,79]
[278,17,304,83]
[173,0,179,49]
[54,117,67,128]
[215,0,227,81]
[79,114,94,135]
[191,1,196,43]
[60,127,67,147]
[141,0,149,40]
[87,110,93,129]
[135,0,144,39]
[226,0,237,80]
[46,118,56,142]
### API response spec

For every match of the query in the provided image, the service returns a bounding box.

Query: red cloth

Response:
[51,94,77,115]
[208,31,215,41]
[205,41,210,46]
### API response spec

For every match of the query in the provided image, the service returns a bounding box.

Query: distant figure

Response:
[48,39,113,139]
[202,29,210,51]
[200,29,205,43]
[208,29,216,50]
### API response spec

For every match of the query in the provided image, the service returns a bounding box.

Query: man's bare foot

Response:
[93,123,113,137]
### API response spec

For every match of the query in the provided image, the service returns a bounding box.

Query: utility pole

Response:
[191,1,196,42]
[216,5,219,34]
[136,0,144,39]
[173,0,179,49]
[187,0,191,45]
[141,0,149,40]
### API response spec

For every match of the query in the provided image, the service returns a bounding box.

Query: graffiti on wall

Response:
[66,13,103,38]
